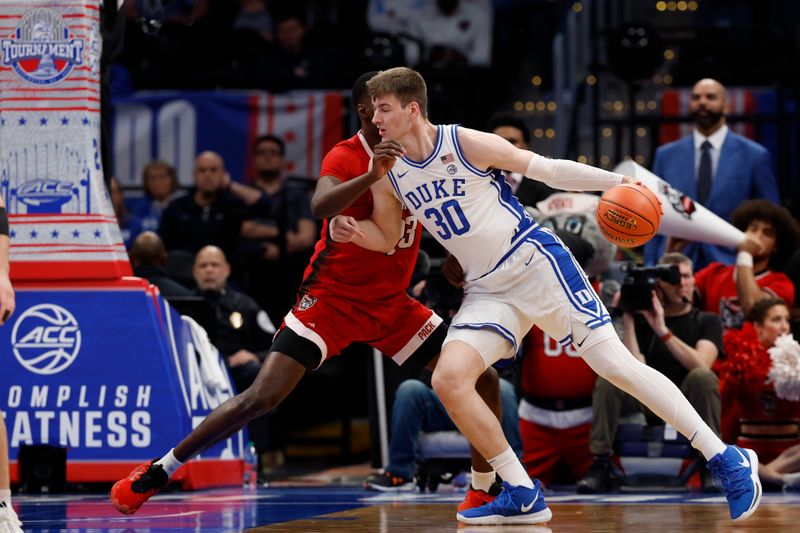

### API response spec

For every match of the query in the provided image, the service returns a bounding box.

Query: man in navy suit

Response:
[644,79,780,269]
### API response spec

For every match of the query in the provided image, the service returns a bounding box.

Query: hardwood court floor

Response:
[14,486,800,532]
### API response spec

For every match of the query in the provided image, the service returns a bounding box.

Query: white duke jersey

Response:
[387,124,536,280]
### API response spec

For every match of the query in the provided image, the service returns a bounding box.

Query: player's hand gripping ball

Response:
[596,183,662,248]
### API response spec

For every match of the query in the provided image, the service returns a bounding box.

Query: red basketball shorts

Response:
[282,291,443,366]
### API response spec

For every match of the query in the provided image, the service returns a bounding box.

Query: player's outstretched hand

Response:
[0,273,15,325]
[369,140,405,180]
[329,215,366,243]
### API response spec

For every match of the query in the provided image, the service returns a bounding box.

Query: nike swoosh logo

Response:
[524,251,535,265]
[397,171,408,178]
[734,447,750,468]
[520,489,538,513]
[575,335,590,348]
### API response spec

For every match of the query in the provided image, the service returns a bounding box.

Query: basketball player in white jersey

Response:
[330,67,762,525]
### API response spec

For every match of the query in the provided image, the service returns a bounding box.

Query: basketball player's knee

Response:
[596,357,636,390]
[431,366,468,402]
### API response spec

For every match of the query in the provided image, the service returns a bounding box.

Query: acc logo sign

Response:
[0,8,85,85]
[11,304,81,375]
[16,179,75,213]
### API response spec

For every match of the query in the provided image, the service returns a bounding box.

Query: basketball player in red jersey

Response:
[110,72,502,515]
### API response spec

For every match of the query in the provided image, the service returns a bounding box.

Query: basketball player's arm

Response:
[312,172,382,218]
[0,196,15,325]
[312,146,399,218]
[329,179,404,253]
[457,128,635,190]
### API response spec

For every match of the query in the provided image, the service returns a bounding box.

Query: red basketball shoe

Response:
[110,459,169,515]
[457,480,503,512]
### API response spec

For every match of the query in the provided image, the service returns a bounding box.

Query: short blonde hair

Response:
[367,67,428,119]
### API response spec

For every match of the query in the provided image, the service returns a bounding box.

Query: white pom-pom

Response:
[767,334,800,401]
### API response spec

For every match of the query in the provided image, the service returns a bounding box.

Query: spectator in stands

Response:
[192,245,280,475]
[695,199,799,333]
[486,114,557,208]
[364,371,521,492]
[577,253,723,493]
[409,0,493,69]
[159,151,245,265]
[128,160,181,233]
[716,298,800,488]
[645,78,780,269]
[129,231,192,298]
[226,134,316,324]
[0,195,22,532]
[109,176,143,249]
[233,0,273,43]
[264,12,335,90]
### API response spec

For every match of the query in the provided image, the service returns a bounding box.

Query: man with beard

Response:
[225,134,316,323]
[644,78,779,270]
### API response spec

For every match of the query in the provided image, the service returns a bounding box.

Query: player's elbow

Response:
[310,197,332,219]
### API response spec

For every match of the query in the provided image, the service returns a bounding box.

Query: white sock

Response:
[691,426,727,461]
[580,328,726,461]
[487,447,533,489]
[471,468,495,492]
[155,448,183,477]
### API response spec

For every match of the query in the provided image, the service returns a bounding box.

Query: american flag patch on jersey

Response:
[440,153,455,164]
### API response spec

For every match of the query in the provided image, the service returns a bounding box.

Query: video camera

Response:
[618,263,680,312]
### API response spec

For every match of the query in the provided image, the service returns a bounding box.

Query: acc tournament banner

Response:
[0,285,241,463]
[112,90,346,188]
[0,0,130,280]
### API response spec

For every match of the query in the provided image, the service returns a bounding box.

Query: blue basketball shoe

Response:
[706,445,762,521]
[456,479,552,525]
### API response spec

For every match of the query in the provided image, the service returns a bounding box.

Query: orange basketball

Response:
[595,183,662,248]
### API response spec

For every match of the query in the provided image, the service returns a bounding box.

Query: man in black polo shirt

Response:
[159,151,245,265]
[578,252,723,493]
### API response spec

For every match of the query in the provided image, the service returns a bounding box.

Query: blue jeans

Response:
[386,378,522,479]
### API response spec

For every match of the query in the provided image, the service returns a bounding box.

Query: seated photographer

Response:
[577,253,723,493]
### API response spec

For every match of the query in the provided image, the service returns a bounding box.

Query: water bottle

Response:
[243,441,258,488]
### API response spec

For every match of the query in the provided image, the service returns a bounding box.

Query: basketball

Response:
[596,183,662,248]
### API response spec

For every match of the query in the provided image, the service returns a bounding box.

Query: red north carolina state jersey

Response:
[520,326,597,399]
[695,262,795,331]
[299,132,421,301]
